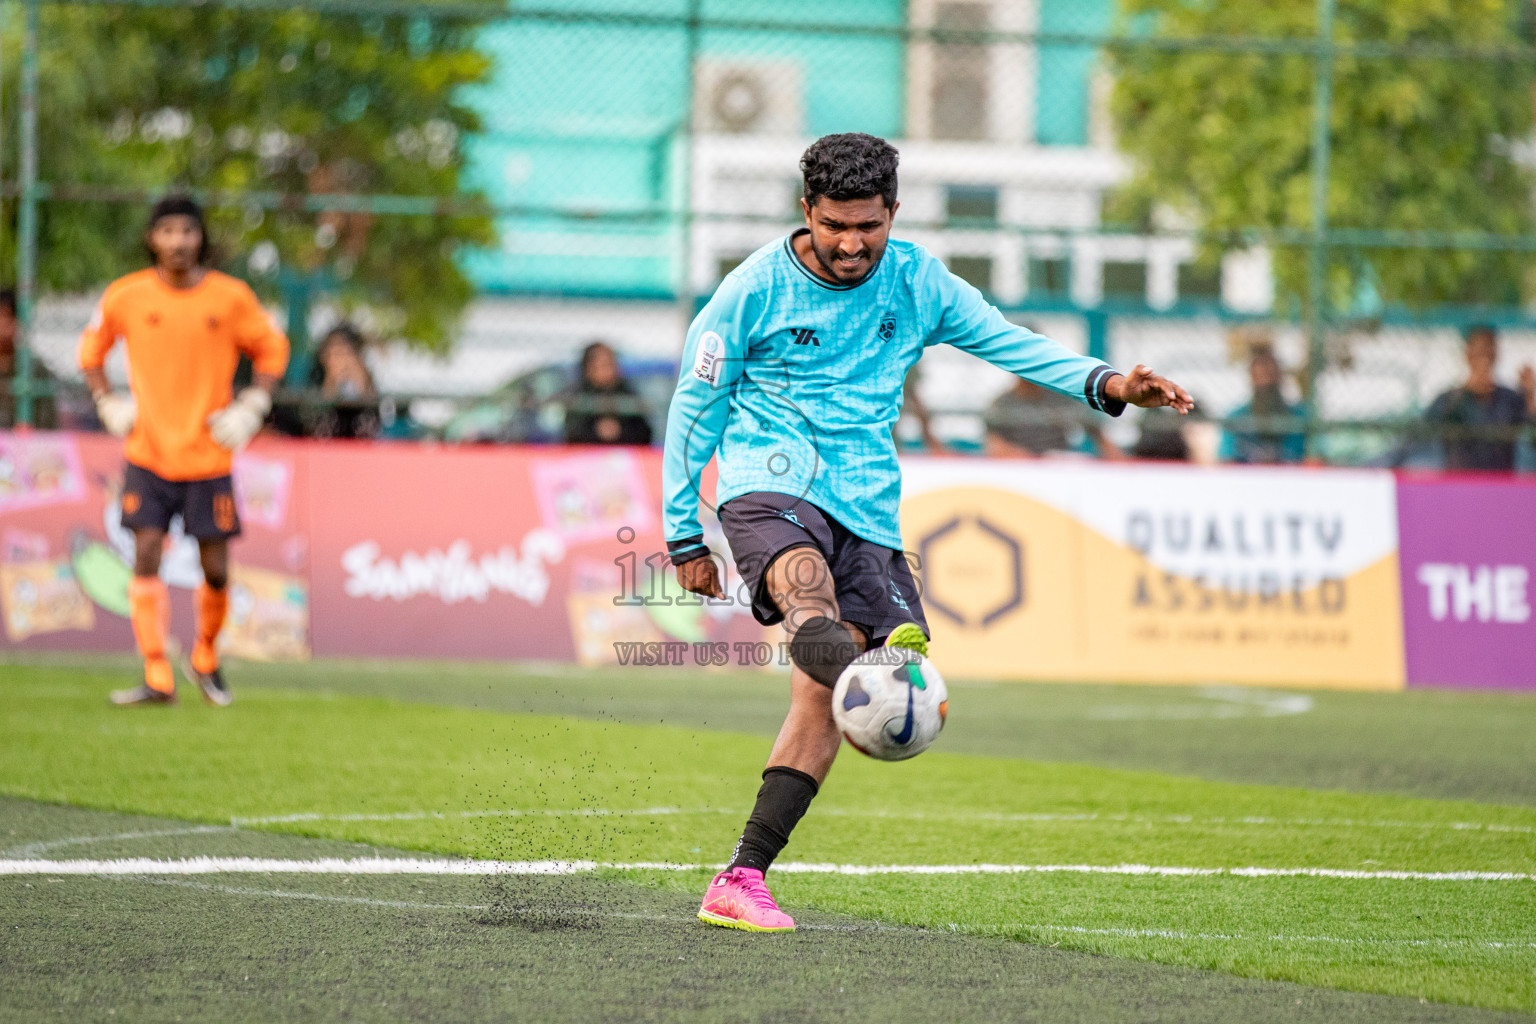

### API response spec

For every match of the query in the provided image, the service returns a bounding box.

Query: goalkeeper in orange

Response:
[79,197,289,706]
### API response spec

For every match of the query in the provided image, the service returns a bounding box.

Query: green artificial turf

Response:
[26,654,1536,806]
[4,798,1527,1024]
[2,663,1533,1013]
[222,655,1536,806]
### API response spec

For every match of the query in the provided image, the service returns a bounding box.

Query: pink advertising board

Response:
[5,430,1536,690]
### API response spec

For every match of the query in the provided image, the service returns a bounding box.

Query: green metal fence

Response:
[4,0,1535,466]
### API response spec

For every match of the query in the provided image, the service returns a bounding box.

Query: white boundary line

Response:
[228,807,1536,836]
[230,807,715,825]
[4,857,1535,881]
[3,826,236,859]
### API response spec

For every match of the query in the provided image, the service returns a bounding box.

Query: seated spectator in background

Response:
[1132,401,1218,464]
[0,289,58,429]
[984,377,1122,459]
[895,364,941,451]
[564,341,653,445]
[1220,345,1305,464]
[274,322,381,440]
[1423,325,1534,472]
[314,323,381,439]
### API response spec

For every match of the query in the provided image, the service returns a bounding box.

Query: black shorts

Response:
[718,490,927,644]
[120,462,242,540]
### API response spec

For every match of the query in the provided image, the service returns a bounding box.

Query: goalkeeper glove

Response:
[207,387,273,451]
[94,392,138,439]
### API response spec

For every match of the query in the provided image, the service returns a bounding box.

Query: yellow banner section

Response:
[0,560,95,642]
[901,464,1405,690]
[221,563,310,662]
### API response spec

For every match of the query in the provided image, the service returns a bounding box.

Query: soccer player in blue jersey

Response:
[665,134,1192,932]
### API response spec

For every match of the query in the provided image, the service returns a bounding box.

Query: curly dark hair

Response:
[800,133,899,208]
[144,195,212,265]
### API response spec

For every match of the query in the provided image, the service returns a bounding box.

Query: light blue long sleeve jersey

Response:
[663,232,1125,555]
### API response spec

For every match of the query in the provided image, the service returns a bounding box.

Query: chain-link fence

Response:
[5,0,1536,468]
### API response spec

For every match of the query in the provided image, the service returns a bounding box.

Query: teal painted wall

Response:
[460,0,1109,292]
[1035,0,1112,146]
[461,0,903,293]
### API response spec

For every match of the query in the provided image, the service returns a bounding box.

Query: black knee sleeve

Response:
[789,615,861,689]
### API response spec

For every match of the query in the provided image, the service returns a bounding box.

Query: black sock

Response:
[727,766,820,873]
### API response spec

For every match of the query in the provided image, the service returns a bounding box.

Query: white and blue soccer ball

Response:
[831,649,948,761]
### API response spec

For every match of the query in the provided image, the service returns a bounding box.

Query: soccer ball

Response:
[831,649,948,761]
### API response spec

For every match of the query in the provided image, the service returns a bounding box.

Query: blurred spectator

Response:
[564,341,653,446]
[1133,406,1191,462]
[984,378,1122,459]
[896,365,941,451]
[1219,345,1305,464]
[274,323,382,439]
[0,289,58,429]
[1422,325,1535,472]
[313,324,382,439]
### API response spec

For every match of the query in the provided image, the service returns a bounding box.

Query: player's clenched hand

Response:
[675,555,725,599]
[207,387,273,451]
[94,392,138,439]
[1106,365,1195,414]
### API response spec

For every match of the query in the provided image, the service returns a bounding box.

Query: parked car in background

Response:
[440,358,677,445]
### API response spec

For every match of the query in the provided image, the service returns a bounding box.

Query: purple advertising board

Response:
[1397,476,1536,689]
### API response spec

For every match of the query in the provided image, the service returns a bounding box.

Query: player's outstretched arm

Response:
[1105,365,1195,414]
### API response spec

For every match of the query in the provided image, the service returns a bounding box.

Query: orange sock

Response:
[128,576,173,694]
[193,583,228,674]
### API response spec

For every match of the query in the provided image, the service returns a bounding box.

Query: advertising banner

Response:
[900,458,1406,690]
[305,443,771,662]
[0,432,308,659]
[6,431,1531,691]
[1396,477,1536,689]
[0,432,773,668]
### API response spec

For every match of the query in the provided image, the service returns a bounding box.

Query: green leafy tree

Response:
[5,2,497,351]
[1109,0,1535,311]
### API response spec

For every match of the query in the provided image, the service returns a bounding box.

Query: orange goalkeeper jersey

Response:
[78,269,289,481]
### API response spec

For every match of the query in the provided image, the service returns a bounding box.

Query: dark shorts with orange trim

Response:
[120,462,241,540]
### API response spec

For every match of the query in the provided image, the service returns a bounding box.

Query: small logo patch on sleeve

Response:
[693,331,724,385]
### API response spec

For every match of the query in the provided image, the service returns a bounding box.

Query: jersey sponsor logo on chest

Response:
[785,317,895,349]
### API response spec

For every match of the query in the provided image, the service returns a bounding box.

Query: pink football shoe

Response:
[697,867,796,932]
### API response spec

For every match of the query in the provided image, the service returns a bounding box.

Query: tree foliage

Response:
[1109,0,1535,312]
[5,2,498,350]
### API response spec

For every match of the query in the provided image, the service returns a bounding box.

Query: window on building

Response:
[1177,261,1222,303]
[1102,261,1147,301]
[1028,256,1071,297]
[931,3,991,142]
[945,185,999,224]
[948,255,994,293]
